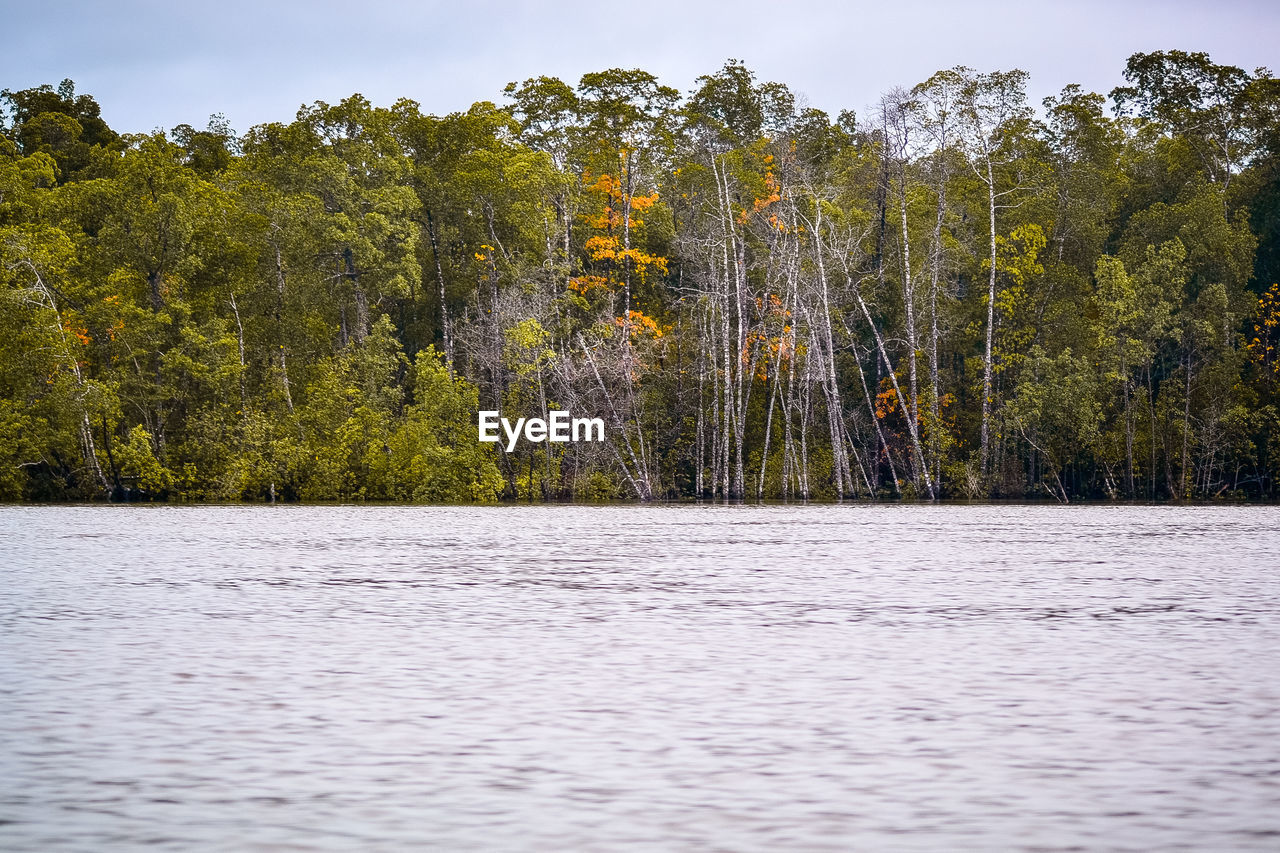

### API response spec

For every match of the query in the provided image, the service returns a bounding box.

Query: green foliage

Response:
[3,55,1279,502]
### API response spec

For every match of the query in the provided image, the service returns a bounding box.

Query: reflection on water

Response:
[2,505,1279,850]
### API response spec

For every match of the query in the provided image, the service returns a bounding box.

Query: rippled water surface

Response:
[2,505,1279,851]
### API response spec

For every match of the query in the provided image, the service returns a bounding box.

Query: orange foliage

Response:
[875,384,898,419]
[629,192,659,212]
[754,292,790,318]
[585,172,660,230]
[614,310,665,341]
[744,292,797,380]
[746,330,797,381]
[63,320,91,347]
[568,275,609,296]
[753,170,782,215]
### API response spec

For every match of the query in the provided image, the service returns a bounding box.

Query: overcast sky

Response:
[4,0,1277,135]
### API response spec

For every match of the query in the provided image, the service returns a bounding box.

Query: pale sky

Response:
[4,0,1277,135]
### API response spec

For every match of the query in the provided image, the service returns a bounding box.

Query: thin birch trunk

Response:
[809,204,852,497]
[425,211,452,366]
[852,277,935,498]
[15,256,111,494]
[229,292,248,413]
[579,334,652,501]
[272,241,295,414]
[980,159,997,476]
[854,343,900,495]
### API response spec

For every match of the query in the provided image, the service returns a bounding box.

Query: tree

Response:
[1,79,119,181]
[1113,51,1261,193]
[956,67,1037,480]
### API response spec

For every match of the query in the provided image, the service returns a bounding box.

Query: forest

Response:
[2,51,1279,502]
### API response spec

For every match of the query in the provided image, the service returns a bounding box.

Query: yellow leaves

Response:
[584,236,668,278]
[1249,282,1280,377]
[628,248,669,277]
[504,318,556,376]
[99,294,125,341]
[989,224,1047,287]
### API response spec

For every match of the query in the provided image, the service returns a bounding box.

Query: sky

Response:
[4,0,1277,135]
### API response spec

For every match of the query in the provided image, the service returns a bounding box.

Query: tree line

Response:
[2,51,1279,502]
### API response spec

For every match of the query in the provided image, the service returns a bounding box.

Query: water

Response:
[2,505,1279,851]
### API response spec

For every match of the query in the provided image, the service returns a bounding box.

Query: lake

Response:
[2,505,1279,850]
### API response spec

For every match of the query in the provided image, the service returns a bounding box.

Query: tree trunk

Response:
[980,160,997,477]
[854,283,934,499]
[148,270,164,312]
[580,334,652,501]
[425,210,452,367]
[1123,362,1134,499]
[1181,346,1193,499]
[928,178,947,494]
[229,292,248,414]
[272,242,295,414]
[20,257,112,495]
[810,206,852,498]
[344,248,368,344]
[899,162,923,479]
[855,344,900,495]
